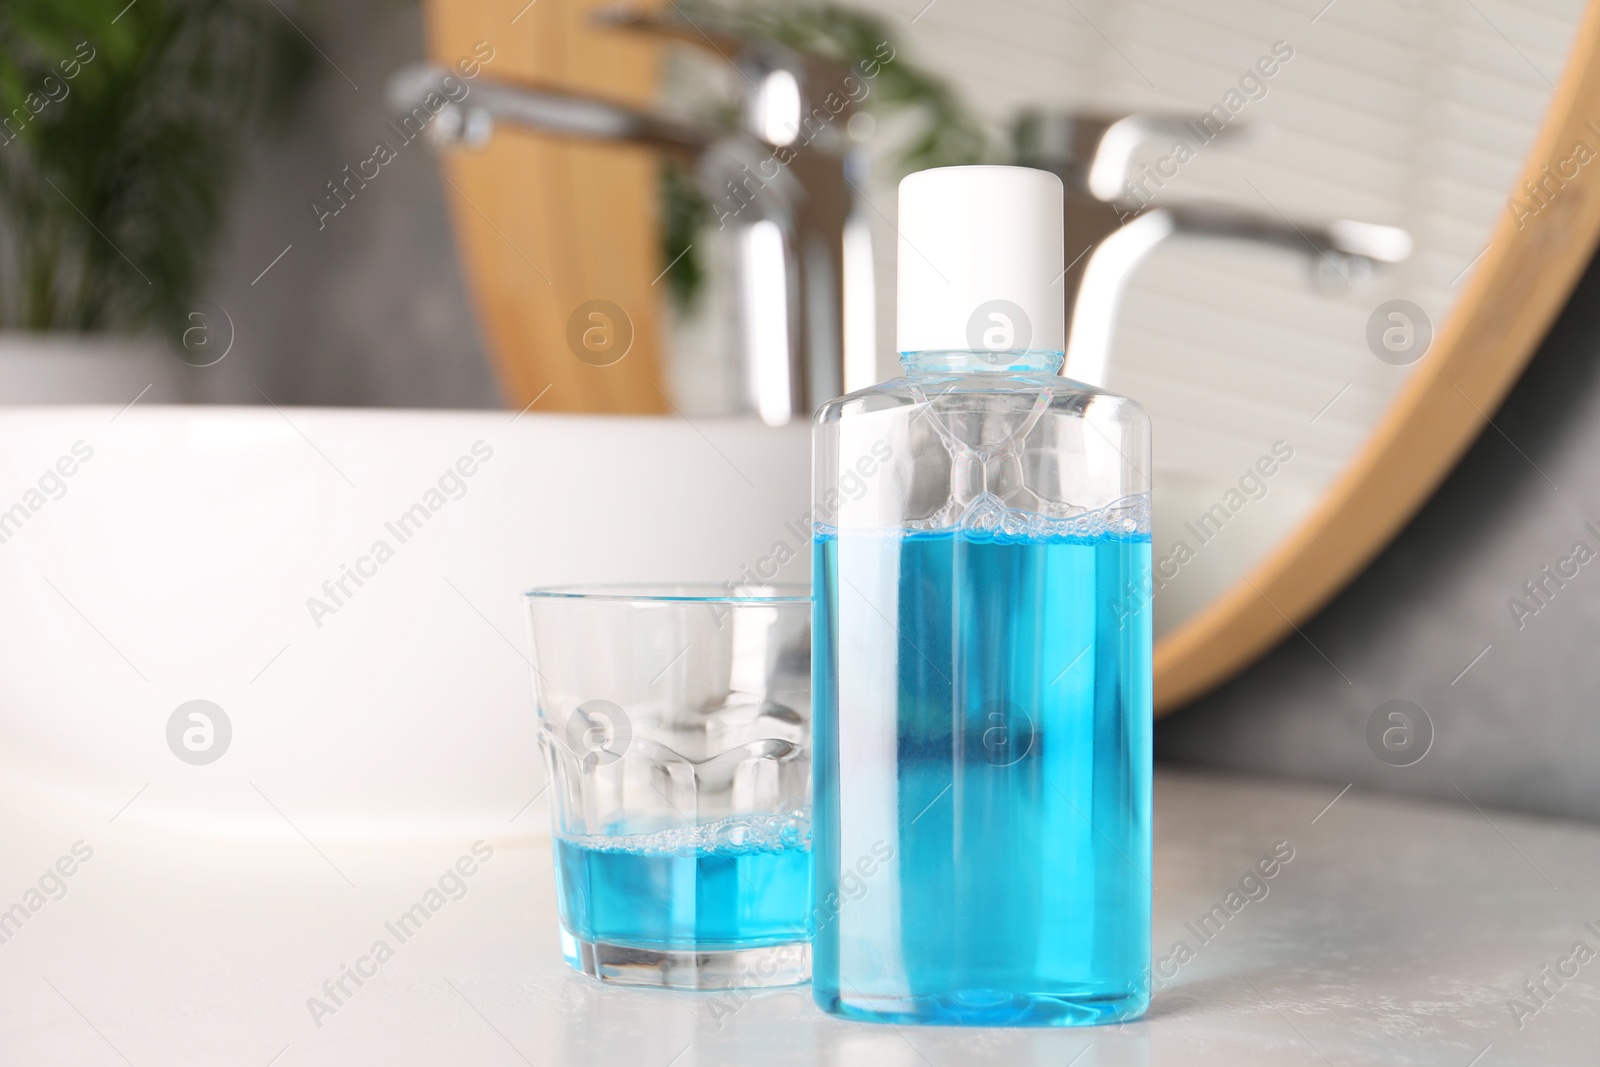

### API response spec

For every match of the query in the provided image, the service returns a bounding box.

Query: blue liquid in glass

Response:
[812,527,1152,1026]
[554,817,812,951]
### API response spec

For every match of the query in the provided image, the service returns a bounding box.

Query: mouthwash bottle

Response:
[811,166,1152,1026]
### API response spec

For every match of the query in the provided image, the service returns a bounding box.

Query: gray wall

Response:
[195,0,499,409]
[1157,252,1600,822]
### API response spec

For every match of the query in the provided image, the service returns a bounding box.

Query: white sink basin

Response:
[0,406,809,843]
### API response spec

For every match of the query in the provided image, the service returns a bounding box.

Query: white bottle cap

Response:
[896,165,1065,356]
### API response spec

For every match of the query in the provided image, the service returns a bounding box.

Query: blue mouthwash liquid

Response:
[554,812,812,950]
[812,525,1152,1026]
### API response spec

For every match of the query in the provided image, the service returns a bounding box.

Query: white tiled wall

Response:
[854,0,1580,630]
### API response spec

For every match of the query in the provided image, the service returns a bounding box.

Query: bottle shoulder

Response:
[815,373,1148,428]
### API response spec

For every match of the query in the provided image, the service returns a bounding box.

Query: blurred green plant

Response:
[0,0,313,336]
[660,1,994,310]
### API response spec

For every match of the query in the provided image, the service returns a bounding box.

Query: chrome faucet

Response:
[1012,110,1411,386]
[389,40,1412,420]
[386,10,873,425]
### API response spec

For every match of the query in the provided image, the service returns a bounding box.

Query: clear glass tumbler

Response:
[524,584,813,989]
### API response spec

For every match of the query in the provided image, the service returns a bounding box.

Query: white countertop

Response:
[2,768,1595,1066]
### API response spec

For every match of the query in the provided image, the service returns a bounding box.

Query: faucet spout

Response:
[386,64,717,160]
[1161,202,1411,272]
[1063,203,1412,387]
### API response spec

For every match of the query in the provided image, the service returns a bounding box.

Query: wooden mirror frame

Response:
[429,0,1600,712]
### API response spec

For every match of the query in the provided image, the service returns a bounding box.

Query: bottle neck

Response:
[899,350,1065,374]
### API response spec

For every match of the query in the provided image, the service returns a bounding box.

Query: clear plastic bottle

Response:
[811,166,1152,1026]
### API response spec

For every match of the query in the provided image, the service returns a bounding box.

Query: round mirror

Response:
[424,0,1600,711]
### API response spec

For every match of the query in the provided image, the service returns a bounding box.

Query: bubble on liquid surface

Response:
[816,494,1151,541]
[565,809,812,856]
[937,493,1151,540]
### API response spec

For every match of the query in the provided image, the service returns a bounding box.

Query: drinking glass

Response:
[524,584,812,989]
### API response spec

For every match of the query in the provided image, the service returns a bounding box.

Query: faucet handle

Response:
[593,6,750,55]
[1013,109,1249,201]
[595,4,834,78]
[386,63,716,160]
[595,5,862,151]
